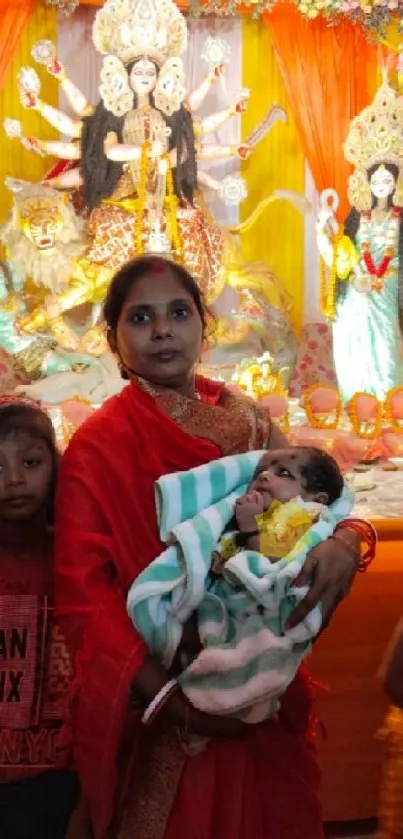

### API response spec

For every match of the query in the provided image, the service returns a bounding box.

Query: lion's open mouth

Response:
[38,237,54,249]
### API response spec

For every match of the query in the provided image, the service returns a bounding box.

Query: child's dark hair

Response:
[0,399,58,523]
[298,446,343,505]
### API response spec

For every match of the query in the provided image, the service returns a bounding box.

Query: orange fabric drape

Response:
[0,0,36,95]
[265,5,379,222]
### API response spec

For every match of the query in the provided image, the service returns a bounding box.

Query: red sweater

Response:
[0,544,73,782]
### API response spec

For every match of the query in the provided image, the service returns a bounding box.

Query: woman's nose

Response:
[152,315,173,340]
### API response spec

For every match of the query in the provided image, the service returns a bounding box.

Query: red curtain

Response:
[265,5,380,221]
[0,0,36,95]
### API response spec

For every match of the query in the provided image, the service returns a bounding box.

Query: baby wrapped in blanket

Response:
[127,446,354,723]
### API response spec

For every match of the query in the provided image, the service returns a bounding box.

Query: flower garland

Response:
[359,208,400,292]
[43,0,403,34]
[347,392,383,439]
[134,140,150,256]
[302,383,342,430]
[165,157,183,261]
[384,387,403,434]
[292,0,403,35]
[319,231,344,320]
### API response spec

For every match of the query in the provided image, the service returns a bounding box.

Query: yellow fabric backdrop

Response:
[0,4,58,223]
[241,18,305,333]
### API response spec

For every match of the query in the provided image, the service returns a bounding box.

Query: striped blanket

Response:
[127,452,354,722]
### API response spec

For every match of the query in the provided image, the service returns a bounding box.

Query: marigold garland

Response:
[319,232,344,321]
[165,157,183,262]
[347,392,383,439]
[302,383,342,430]
[384,387,403,434]
[134,140,150,256]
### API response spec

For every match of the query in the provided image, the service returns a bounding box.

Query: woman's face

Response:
[369,166,396,201]
[112,266,204,390]
[129,59,157,97]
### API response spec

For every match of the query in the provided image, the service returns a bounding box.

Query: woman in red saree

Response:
[54,256,369,839]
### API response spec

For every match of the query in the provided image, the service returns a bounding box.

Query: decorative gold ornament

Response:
[232,353,288,399]
[99,55,133,118]
[92,0,187,70]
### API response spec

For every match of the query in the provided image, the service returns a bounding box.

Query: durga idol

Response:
[317,81,403,401]
[13,0,266,320]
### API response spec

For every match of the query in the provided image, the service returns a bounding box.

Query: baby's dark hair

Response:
[297,446,343,505]
[0,398,58,523]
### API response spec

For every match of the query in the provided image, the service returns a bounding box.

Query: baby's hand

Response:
[235,490,264,532]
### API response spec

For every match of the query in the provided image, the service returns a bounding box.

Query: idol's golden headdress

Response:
[343,82,403,211]
[93,0,187,68]
[93,0,187,118]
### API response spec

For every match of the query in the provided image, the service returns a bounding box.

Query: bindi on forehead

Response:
[148,259,166,273]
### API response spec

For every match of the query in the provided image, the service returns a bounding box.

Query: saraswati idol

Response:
[317,80,403,401]
[4,0,300,373]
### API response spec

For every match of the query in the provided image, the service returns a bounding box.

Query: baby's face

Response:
[249,449,310,508]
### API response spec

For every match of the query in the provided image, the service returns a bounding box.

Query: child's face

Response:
[249,449,323,508]
[0,431,53,521]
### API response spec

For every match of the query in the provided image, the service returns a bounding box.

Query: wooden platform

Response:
[310,523,402,822]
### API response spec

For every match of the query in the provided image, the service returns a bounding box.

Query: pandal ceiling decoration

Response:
[44,0,403,39]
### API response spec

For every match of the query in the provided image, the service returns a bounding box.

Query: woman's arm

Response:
[267,422,289,450]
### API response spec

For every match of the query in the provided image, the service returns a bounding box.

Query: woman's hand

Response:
[178,612,202,656]
[132,655,256,740]
[286,536,358,630]
[165,689,255,740]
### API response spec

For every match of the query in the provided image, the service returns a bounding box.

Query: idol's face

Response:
[129,59,158,97]
[370,165,396,201]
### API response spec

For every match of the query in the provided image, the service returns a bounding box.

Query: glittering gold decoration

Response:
[232,354,287,399]
[13,339,57,381]
[92,0,187,70]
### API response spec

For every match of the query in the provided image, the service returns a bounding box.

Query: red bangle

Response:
[335,518,377,572]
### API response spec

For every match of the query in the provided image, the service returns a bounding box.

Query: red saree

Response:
[54,377,323,839]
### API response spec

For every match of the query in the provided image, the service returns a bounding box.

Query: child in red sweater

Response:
[0,395,81,838]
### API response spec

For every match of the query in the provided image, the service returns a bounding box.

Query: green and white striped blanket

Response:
[127,451,354,722]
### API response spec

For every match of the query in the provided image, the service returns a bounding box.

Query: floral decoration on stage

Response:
[43,0,403,38]
[293,0,403,35]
